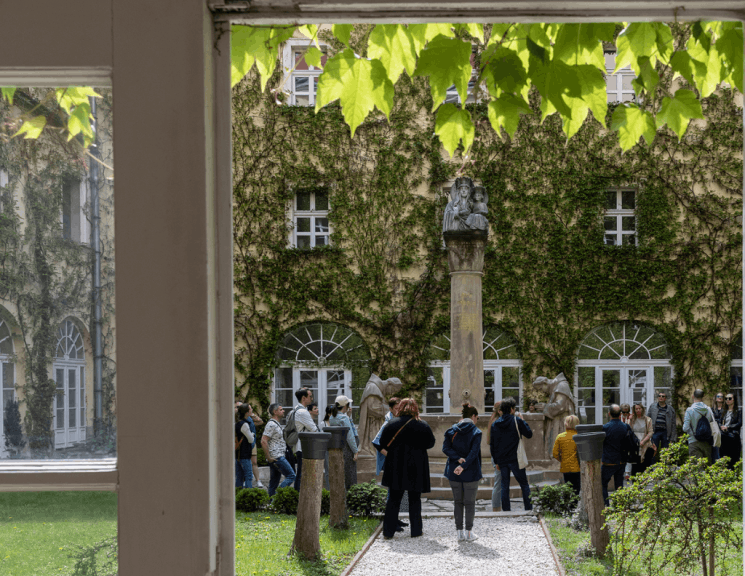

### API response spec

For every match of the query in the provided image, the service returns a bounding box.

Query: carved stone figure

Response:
[443,177,489,234]
[533,372,576,460]
[357,374,403,457]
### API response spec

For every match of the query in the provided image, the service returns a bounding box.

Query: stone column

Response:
[444,231,487,414]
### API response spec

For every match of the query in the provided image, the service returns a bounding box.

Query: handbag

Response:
[709,407,722,448]
[515,417,528,469]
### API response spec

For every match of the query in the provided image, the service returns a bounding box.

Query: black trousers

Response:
[630,447,655,476]
[384,489,422,538]
[563,472,581,495]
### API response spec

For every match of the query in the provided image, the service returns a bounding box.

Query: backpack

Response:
[694,410,713,445]
[621,424,640,464]
[283,408,299,448]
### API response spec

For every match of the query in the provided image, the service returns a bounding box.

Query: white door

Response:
[484,364,521,413]
[293,368,350,428]
[54,364,86,449]
[580,366,654,424]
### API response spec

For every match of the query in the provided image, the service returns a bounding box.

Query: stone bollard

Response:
[291,431,331,560]
[324,426,349,529]
[573,424,609,557]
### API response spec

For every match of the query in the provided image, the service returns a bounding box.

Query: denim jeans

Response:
[500,461,532,511]
[294,451,303,491]
[491,459,502,510]
[651,430,669,456]
[235,458,253,488]
[601,463,624,506]
[268,456,296,496]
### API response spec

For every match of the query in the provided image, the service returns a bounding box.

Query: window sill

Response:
[0,458,117,491]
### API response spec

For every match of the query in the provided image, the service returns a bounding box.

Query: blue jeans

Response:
[500,461,532,511]
[651,430,669,456]
[491,459,502,510]
[235,458,253,488]
[268,456,296,496]
[601,463,624,507]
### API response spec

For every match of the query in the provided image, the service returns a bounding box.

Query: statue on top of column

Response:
[442,177,489,234]
[533,372,576,461]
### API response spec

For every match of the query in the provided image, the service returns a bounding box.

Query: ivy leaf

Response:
[481,46,528,96]
[67,102,94,143]
[413,36,472,110]
[55,87,100,114]
[670,51,705,88]
[305,46,324,69]
[559,64,607,138]
[630,56,660,95]
[553,24,609,69]
[13,116,47,140]
[528,24,552,49]
[529,57,582,120]
[454,23,484,43]
[315,49,394,137]
[230,25,295,89]
[368,25,417,84]
[332,24,353,47]
[611,104,656,151]
[1,87,16,105]
[687,31,722,97]
[487,95,531,139]
[409,23,454,55]
[655,89,704,141]
[715,25,743,92]
[434,103,474,157]
[298,25,319,47]
[615,22,673,75]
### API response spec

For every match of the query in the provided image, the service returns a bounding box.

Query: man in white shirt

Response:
[292,387,319,490]
[261,403,296,496]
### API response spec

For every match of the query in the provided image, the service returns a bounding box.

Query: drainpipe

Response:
[89,96,103,436]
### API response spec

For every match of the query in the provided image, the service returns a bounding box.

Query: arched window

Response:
[53,319,87,449]
[425,326,522,414]
[274,323,369,426]
[0,318,15,456]
[576,322,673,424]
[730,333,742,407]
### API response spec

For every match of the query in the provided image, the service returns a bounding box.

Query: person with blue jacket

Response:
[443,403,483,542]
[489,397,533,512]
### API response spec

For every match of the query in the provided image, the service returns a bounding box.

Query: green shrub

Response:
[530,482,579,517]
[256,447,268,467]
[270,486,299,515]
[66,537,117,576]
[321,488,330,515]
[3,398,25,458]
[236,487,270,512]
[346,480,386,517]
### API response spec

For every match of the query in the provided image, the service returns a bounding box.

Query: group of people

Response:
[235,388,361,497]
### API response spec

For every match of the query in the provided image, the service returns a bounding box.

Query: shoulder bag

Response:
[515,417,529,469]
[386,418,413,448]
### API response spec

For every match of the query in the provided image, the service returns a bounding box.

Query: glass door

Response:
[484,365,520,413]
[53,364,86,449]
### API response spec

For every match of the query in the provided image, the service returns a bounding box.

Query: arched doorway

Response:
[576,322,673,424]
[0,318,15,455]
[53,319,87,449]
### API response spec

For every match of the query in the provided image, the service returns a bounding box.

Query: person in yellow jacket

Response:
[552,415,581,495]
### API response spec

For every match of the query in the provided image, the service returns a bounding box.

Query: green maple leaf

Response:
[559,64,607,138]
[315,49,393,137]
[529,57,582,120]
[630,56,660,95]
[670,51,705,88]
[611,104,656,151]
[655,89,704,141]
[298,25,319,47]
[13,116,47,140]
[368,25,417,84]
[332,24,353,47]
[230,25,294,89]
[487,95,532,139]
[687,32,722,97]
[434,104,474,157]
[1,87,15,105]
[553,23,613,69]
[67,102,94,144]
[55,87,100,114]
[717,25,744,92]
[481,46,527,95]
[409,23,454,55]
[305,47,323,69]
[454,23,484,43]
[615,22,673,75]
[413,36,472,110]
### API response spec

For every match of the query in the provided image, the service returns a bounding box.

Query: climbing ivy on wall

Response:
[232,24,742,421]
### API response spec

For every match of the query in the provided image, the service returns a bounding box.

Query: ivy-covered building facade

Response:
[0,89,116,458]
[233,26,743,431]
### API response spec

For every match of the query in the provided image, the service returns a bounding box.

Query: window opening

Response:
[730,334,742,407]
[53,319,87,449]
[605,52,636,102]
[604,188,637,246]
[293,188,330,248]
[284,39,327,106]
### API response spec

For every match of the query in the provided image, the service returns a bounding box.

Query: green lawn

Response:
[0,492,117,576]
[235,512,380,576]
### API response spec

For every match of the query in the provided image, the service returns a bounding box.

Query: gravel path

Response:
[349,517,559,576]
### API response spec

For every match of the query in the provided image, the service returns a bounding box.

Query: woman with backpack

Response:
[442,403,482,542]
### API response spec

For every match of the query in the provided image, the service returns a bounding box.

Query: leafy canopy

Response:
[230,21,742,156]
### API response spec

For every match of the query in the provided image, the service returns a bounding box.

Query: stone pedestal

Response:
[444,231,487,414]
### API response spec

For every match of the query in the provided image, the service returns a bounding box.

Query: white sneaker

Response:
[256,482,265,489]
[465,530,479,541]
[457,530,466,541]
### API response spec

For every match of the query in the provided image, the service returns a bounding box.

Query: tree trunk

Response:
[328,448,348,529]
[581,459,609,557]
[708,507,715,576]
[291,457,324,560]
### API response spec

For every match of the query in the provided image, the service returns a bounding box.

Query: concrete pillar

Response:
[444,232,487,414]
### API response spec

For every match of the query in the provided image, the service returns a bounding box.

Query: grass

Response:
[235,512,380,576]
[0,492,117,576]
[544,513,743,576]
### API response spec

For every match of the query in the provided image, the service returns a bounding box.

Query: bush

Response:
[346,480,386,517]
[236,487,270,512]
[65,537,117,576]
[270,486,299,515]
[256,447,268,467]
[3,398,25,457]
[321,488,330,515]
[530,482,579,517]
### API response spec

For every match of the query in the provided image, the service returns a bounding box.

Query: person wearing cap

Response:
[328,395,358,491]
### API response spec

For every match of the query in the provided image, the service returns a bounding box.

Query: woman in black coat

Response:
[377,398,436,539]
[720,393,742,469]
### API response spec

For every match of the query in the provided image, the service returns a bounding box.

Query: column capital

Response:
[444,232,487,274]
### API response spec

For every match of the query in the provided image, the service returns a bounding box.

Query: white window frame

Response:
[61,176,90,244]
[274,366,352,428]
[291,188,331,248]
[730,335,742,408]
[283,38,326,107]
[53,320,87,449]
[605,51,637,103]
[604,187,637,246]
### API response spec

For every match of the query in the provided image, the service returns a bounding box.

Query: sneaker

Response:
[256,482,266,489]
[465,530,479,541]
[457,529,466,541]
